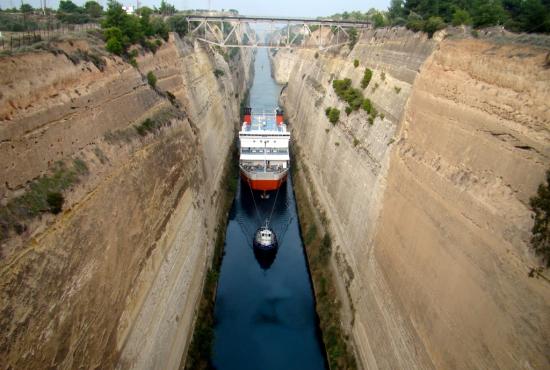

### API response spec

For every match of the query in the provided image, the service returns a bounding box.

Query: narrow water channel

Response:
[212,49,327,370]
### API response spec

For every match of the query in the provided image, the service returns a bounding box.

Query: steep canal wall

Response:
[0,33,252,368]
[273,28,550,369]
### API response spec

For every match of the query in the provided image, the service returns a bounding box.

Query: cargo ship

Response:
[239,107,290,193]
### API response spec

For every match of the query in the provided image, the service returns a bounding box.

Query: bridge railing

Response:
[186,14,371,28]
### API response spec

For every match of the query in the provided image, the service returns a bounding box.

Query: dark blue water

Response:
[212,49,327,370]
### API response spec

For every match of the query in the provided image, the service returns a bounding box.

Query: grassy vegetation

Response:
[213,68,225,78]
[291,146,357,370]
[0,159,88,242]
[105,108,179,143]
[183,144,239,370]
[134,118,157,136]
[64,48,106,71]
[529,169,550,268]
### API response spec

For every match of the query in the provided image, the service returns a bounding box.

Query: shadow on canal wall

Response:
[290,144,358,370]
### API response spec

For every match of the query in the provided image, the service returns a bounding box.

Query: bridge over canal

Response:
[187,15,372,50]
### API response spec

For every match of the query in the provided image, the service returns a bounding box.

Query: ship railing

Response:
[241,164,287,173]
[241,148,289,155]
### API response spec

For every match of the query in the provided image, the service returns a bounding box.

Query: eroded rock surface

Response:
[274,28,550,369]
[0,33,252,369]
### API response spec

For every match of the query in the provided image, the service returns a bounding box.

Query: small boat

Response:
[253,223,278,251]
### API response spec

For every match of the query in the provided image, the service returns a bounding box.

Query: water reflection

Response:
[253,247,278,270]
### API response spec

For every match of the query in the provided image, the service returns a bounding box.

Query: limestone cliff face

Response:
[0,33,252,369]
[274,28,550,369]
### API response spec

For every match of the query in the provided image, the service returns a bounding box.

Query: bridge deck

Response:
[186,15,371,28]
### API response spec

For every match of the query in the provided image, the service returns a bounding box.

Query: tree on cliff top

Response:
[159,0,176,15]
[58,0,80,13]
[84,1,103,18]
[530,170,550,267]
[395,0,550,33]
[20,3,33,13]
[102,0,170,55]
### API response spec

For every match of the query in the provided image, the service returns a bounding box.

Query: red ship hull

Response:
[241,171,288,191]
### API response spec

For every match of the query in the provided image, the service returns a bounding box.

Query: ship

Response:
[239,107,290,193]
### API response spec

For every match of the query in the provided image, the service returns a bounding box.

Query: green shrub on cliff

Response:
[135,118,157,135]
[147,71,157,88]
[328,108,340,124]
[333,78,352,96]
[106,36,123,55]
[361,68,372,89]
[530,170,550,267]
[452,9,473,26]
[353,59,359,68]
[362,98,373,114]
[325,107,340,124]
[424,16,446,37]
[333,78,366,112]
[46,192,64,214]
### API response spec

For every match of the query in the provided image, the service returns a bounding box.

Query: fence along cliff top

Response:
[187,15,372,50]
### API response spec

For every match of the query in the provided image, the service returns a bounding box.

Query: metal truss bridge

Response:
[187,15,372,50]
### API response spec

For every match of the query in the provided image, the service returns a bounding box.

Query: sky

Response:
[0,0,391,17]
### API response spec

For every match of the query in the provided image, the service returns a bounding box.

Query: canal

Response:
[211,49,327,369]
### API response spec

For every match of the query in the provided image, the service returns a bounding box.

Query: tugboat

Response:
[253,222,278,251]
[239,107,290,197]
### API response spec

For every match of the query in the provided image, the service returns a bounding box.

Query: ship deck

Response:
[244,113,285,133]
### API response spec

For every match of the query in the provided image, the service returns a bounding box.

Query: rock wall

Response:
[0,33,252,369]
[274,28,550,369]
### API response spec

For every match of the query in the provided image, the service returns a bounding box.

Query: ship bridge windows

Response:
[241,147,288,155]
